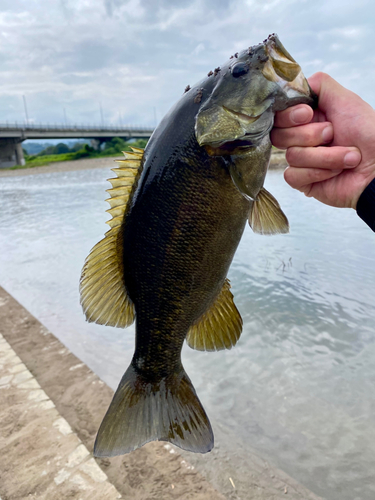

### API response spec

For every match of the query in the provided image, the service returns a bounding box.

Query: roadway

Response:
[0,123,153,141]
[0,123,154,168]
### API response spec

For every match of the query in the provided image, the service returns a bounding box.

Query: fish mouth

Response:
[262,34,312,101]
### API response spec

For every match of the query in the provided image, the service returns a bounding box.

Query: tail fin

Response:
[93,364,214,457]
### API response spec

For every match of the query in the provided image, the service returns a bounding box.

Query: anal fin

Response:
[186,279,242,351]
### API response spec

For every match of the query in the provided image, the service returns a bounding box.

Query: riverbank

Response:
[0,286,321,500]
[0,286,225,500]
[0,150,287,177]
[0,157,116,177]
[0,333,122,500]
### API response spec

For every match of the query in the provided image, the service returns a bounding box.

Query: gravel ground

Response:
[0,157,117,177]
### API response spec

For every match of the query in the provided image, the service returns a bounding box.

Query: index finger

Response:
[274,104,313,128]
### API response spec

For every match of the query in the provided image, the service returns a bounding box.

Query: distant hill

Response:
[23,140,89,156]
[23,142,52,155]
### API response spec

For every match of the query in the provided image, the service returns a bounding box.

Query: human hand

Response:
[271,72,375,209]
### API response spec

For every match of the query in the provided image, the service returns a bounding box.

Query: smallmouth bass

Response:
[80,34,316,457]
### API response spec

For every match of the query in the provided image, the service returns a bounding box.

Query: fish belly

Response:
[122,153,250,372]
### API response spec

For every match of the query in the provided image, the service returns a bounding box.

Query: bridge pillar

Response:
[90,139,103,151]
[0,139,25,168]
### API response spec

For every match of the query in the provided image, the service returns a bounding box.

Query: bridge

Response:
[0,123,154,168]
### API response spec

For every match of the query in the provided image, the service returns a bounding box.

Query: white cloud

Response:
[0,0,374,125]
[317,26,368,41]
[192,43,205,56]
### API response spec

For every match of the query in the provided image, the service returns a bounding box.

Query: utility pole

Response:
[153,107,157,127]
[63,107,68,126]
[100,103,104,127]
[23,95,29,126]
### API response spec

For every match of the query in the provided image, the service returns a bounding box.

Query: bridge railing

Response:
[0,123,154,132]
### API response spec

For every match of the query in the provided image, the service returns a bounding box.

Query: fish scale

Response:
[80,34,317,457]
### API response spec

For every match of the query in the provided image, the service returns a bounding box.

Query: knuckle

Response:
[310,168,325,182]
[304,123,326,146]
[323,150,339,168]
[304,127,317,146]
[286,147,301,165]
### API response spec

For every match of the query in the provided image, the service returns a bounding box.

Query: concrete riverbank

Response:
[0,332,121,499]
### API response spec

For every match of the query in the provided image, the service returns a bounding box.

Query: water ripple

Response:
[0,168,374,499]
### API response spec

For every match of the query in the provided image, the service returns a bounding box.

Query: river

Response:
[0,165,374,500]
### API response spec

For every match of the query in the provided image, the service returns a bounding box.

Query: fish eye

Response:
[231,63,249,78]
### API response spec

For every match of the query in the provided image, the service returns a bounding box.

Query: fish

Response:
[80,34,316,457]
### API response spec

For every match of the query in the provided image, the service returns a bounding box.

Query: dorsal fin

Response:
[80,148,144,328]
[186,279,243,351]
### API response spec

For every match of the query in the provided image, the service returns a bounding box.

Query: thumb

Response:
[307,72,365,118]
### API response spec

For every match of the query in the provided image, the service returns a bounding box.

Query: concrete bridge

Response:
[0,123,154,168]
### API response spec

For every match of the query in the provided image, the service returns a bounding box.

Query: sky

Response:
[1,0,374,128]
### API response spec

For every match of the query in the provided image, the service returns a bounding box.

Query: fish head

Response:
[195,34,317,153]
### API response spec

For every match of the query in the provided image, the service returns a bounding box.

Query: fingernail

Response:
[322,125,333,143]
[291,107,310,124]
[344,150,361,167]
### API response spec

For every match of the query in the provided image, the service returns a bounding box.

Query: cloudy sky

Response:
[1,0,374,128]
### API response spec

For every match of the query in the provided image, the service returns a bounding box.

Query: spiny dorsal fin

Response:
[80,148,144,328]
[248,187,289,235]
[186,279,242,351]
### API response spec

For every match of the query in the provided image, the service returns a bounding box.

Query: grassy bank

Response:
[12,138,148,170]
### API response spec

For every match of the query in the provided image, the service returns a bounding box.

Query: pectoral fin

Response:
[248,187,289,235]
[80,148,144,328]
[186,279,242,351]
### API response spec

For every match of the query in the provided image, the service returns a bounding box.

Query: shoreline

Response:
[0,286,225,500]
[0,333,121,500]
[0,157,118,177]
[0,151,287,178]
[0,286,321,500]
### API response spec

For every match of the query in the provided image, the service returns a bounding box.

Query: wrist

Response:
[356,178,375,231]
[353,168,375,207]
